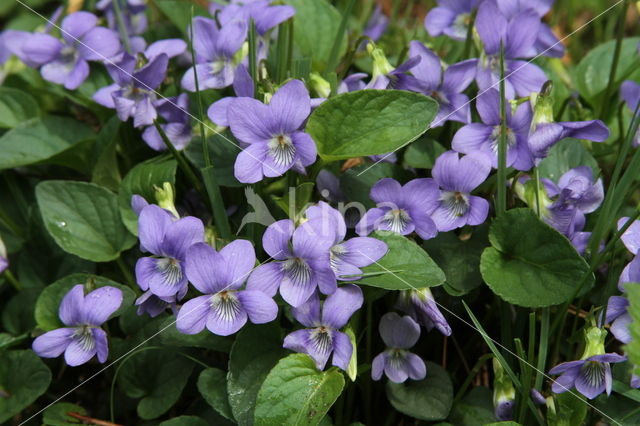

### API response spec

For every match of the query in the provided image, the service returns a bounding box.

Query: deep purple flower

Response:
[135,204,205,298]
[621,80,640,146]
[474,1,547,98]
[176,240,277,336]
[212,0,295,36]
[606,296,632,344]
[372,312,427,383]
[305,202,387,280]
[20,12,121,90]
[424,0,479,40]
[32,285,122,366]
[549,327,626,399]
[207,64,254,127]
[181,17,247,91]
[396,288,451,336]
[453,89,533,170]
[142,93,192,151]
[229,80,317,183]
[356,178,440,240]
[247,219,335,307]
[316,170,346,203]
[93,53,169,127]
[283,285,362,370]
[135,290,179,318]
[97,0,147,36]
[408,41,476,126]
[529,121,609,161]
[431,151,491,231]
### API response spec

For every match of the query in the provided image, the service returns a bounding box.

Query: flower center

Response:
[156,257,183,286]
[440,191,470,217]
[329,244,347,272]
[430,90,449,105]
[210,290,241,321]
[311,326,333,354]
[210,59,226,74]
[382,208,411,233]
[73,325,95,352]
[490,126,517,152]
[580,360,606,388]
[268,134,296,167]
[452,13,471,38]
[282,257,312,285]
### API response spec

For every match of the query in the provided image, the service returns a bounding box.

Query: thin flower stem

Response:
[364,300,373,426]
[533,167,542,217]
[598,0,629,119]
[514,338,531,423]
[4,270,22,291]
[111,0,132,54]
[274,18,292,84]
[115,257,135,290]
[325,0,356,78]
[534,309,549,390]
[461,9,477,60]
[496,42,508,217]
[0,206,22,238]
[248,19,259,90]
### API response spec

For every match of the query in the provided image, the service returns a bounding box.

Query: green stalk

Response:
[4,270,22,291]
[535,308,549,390]
[188,7,231,240]
[461,9,477,60]
[453,353,493,402]
[496,42,508,217]
[324,0,356,78]
[274,19,292,84]
[115,257,135,290]
[248,19,259,89]
[515,338,531,424]
[0,206,22,238]
[598,0,629,118]
[111,0,132,54]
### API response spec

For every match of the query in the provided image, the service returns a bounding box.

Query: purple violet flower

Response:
[356,178,440,240]
[176,240,277,336]
[142,93,192,151]
[338,73,368,94]
[247,219,336,307]
[181,17,247,91]
[212,0,295,36]
[316,170,346,203]
[229,79,317,183]
[135,204,205,298]
[0,236,7,274]
[453,89,533,170]
[97,0,147,36]
[408,41,476,126]
[207,64,254,127]
[32,285,123,366]
[283,285,363,370]
[20,12,121,90]
[93,53,169,127]
[305,202,388,280]
[529,120,609,161]
[606,295,632,344]
[135,290,179,318]
[396,288,451,336]
[366,43,421,90]
[549,327,626,399]
[618,217,640,288]
[474,1,547,98]
[621,80,640,146]
[431,151,491,231]
[424,0,480,40]
[372,312,427,383]
[363,5,389,42]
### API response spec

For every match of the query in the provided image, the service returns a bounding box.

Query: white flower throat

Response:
[268,134,296,167]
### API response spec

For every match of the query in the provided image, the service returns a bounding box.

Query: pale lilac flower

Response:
[181,17,247,91]
[453,89,533,170]
[356,178,440,240]
[363,5,389,41]
[408,41,476,126]
[176,240,277,336]
[0,236,7,274]
[474,1,546,98]
[305,202,387,280]
[338,73,368,94]
[212,0,295,36]
[247,219,336,307]
[618,217,640,288]
[316,170,346,203]
[135,290,179,318]
[620,80,640,146]
[529,120,609,161]
[283,285,363,370]
[396,288,451,336]
[135,204,205,298]
[367,51,421,90]
[229,80,316,183]
[606,296,632,344]
[424,0,480,40]
[372,312,427,383]
[142,93,192,151]
[207,64,254,127]
[32,285,122,366]
[97,0,147,36]
[431,151,491,232]
[19,12,121,90]
[93,53,169,127]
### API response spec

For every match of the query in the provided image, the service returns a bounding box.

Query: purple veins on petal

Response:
[396,288,451,336]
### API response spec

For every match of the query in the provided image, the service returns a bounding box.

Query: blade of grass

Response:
[496,41,507,217]
[598,0,629,119]
[248,18,259,89]
[111,0,132,54]
[324,0,356,78]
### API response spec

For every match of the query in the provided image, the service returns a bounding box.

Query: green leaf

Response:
[359,231,445,290]
[625,284,640,375]
[448,387,495,426]
[537,139,600,182]
[480,208,593,307]
[423,225,489,295]
[0,350,51,423]
[155,0,209,35]
[198,368,234,421]
[548,392,587,426]
[284,0,346,72]
[36,180,136,262]
[385,361,453,421]
[184,135,243,187]
[0,87,40,128]
[158,416,209,426]
[228,323,287,425]
[91,116,122,192]
[119,349,193,420]
[273,182,315,220]
[118,157,177,235]
[403,137,447,169]
[0,116,94,170]
[307,90,438,161]
[42,402,88,425]
[34,273,136,331]
[159,317,233,352]
[254,354,345,426]
[339,162,411,208]
[575,37,640,105]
